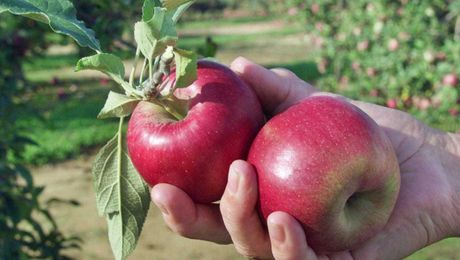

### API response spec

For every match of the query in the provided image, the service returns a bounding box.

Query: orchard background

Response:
[1,0,458,259]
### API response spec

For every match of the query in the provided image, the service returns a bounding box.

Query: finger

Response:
[230,57,318,115]
[267,212,318,260]
[151,183,231,244]
[220,160,272,259]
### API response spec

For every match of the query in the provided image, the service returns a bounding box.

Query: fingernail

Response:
[231,57,248,74]
[268,220,285,243]
[227,169,240,194]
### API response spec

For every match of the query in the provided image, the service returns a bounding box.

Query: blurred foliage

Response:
[0,14,81,258]
[180,0,285,19]
[73,0,143,56]
[287,0,460,130]
[17,81,120,165]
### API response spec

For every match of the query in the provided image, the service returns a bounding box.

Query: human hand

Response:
[151,57,460,259]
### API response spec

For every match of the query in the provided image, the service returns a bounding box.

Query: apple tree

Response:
[287,0,460,131]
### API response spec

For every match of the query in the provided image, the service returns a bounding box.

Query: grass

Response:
[18,81,119,165]
[178,25,303,52]
[407,238,460,259]
[267,60,321,82]
[178,14,280,29]
[23,53,80,72]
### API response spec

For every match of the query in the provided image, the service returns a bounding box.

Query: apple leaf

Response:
[0,0,101,52]
[161,0,194,10]
[169,1,195,23]
[142,0,162,21]
[135,7,178,60]
[98,92,140,119]
[92,121,150,260]
[134,21,167,60]
[76,53,133,94]
[174,48,197,88]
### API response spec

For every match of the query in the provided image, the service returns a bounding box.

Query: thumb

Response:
[230,57,318,115]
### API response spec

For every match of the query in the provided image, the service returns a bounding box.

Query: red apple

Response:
[311,3,320,14]
[386,98,397,109]
[249,96,400,253]
[366,67,377,77]
[127,61,264,203]
[443,73,458,87]
[388,38,399,51]
[357,40,369,51]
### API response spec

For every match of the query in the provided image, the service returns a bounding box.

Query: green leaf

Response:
[161,0,194,10]
[0,0,101,52]
[134,21,167,60]
[98,92,140,119]
[142,0,162,21]
[92,125,150,260]
[134,7,178,60]
[76,53,132,93]
[169,1,195,23]
[174,48,197,88]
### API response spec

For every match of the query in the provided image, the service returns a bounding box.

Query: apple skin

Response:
[127,61,264,203]
[248,96,400,253]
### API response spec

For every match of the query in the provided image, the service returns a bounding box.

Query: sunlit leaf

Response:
[92,130,150,260]
[76,53,132,93]
[174,48,197,88]
[98,92,140,119]
[134,7,178,60]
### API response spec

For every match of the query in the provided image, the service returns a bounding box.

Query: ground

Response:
[33,154,243,260]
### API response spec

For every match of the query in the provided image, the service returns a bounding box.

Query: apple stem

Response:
[143,50,175,100]
[135,47,186,120]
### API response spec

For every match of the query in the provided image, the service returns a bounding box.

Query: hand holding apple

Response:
[151,57,460,259]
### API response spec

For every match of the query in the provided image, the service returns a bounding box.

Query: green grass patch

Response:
[267,60,321,83]
[18,81,119,165]
[178,25,303,50]
[24,53,80,72]
[407,238,460,259]
[178,15,281,29]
